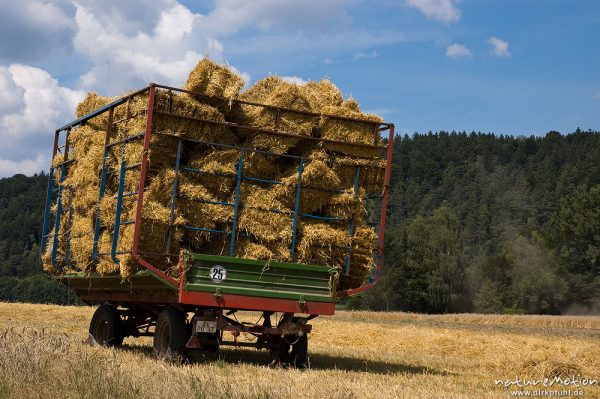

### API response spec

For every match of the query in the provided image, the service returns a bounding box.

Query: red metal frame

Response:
[178,290,335,315]
[131,84,179,286]
[338,125,394,297]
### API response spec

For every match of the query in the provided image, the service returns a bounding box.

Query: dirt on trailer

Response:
[1,302,598,399]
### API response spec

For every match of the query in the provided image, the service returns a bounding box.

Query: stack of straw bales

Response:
[43,58,386,290]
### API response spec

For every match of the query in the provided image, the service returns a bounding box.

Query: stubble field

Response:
[0,302,598,398]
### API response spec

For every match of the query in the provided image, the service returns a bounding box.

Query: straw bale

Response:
[274,156,341,214]
[337,225,377,289]
[324,188,366,220]
[331,156,386,193]
[75,92,114,130]
[236,241,275,260]
[302,79,344,109]
[243,151,290,179]
[95,200,185,278]
[67,212,95,271]
[240,77,316,153]
[239,76,286,103]
[341,96,360,112]
[318,105,383,158]
[297,222,350,267]
[153,92,238,145]
[235,239,292,263]
[319,106,383,145]
[184,58,245,100]
[238,186,292,244]
[186,149,238,194]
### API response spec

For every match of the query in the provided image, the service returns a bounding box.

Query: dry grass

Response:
[0,302,598,399]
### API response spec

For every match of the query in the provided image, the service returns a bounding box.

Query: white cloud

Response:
[488,36,511,57]
[73,1,225,94]
[281,76,308,85]
[0,0,74,63]
[202,0,351,36]
[406,0,461,23]
[353,50,380,60]
[0,154,48,177]
[71,0,357,94]
[0,64,85,177]
[446,43,471,58]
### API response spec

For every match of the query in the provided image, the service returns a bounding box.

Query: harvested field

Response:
[0,302,598,399]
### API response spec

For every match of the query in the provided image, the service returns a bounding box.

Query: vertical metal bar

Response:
[275,109,281,130]
[166,140,183,252]
[111,143,127,264]
[229,150,244,256]
[42,130,61,254]
[289,158,304,260]
[64,199,74,264]
[344,167,360,275]
[342,124,394,297]
[51,164,67,268]
[63,128,71,162]
[92,107,114,260]
[375,126,394,280]
[131,85,178,286]
[41,167,54,253]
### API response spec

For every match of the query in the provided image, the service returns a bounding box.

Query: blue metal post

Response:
[345,167,360,275]
[166,140,183,252]
[229,150,244,256]
[289,158,304,260]
[51,164,67,268]
[92,146,110,260]
[41,167,55,252]
[111,143,127,264]
[93,107,113,260]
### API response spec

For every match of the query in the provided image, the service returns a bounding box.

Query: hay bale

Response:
[331,156,386,193]
[324,188,366,220]
[238,186,292,244]
[67,213,95,272]
[75,92,115,130]
[274,155,341,214]
[338,226,377,290]
[184,58,245,100]
[318,105,383,158]
[297,222,350,267]
[302,79,344,109]
[154,92,238,145]
[239,76,316,153]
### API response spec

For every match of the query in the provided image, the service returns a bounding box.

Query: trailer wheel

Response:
[153,307,187,357]
[89,304,124,347]
[290,334,308,369]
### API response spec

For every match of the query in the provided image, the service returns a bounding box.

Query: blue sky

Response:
[0,0,598,177]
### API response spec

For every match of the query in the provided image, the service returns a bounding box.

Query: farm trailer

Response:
[41,83,394,366]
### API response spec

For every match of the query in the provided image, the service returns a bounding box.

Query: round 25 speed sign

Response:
[209,265,227,283]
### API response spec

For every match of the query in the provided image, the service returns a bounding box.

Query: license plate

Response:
[195,320,217,333]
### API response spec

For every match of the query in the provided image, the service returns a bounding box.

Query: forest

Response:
[1,129,599,314]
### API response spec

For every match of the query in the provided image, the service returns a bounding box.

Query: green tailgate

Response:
[184,253,337,303]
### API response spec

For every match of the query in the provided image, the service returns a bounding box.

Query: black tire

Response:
[89,304,124,347]
[290,334,308,369]
[153,307,187,357]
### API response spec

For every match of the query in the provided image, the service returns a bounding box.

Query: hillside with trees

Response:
[1,129,599,313]
[363,128,600,314]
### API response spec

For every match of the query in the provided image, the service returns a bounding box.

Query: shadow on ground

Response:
[119,343,450,375]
